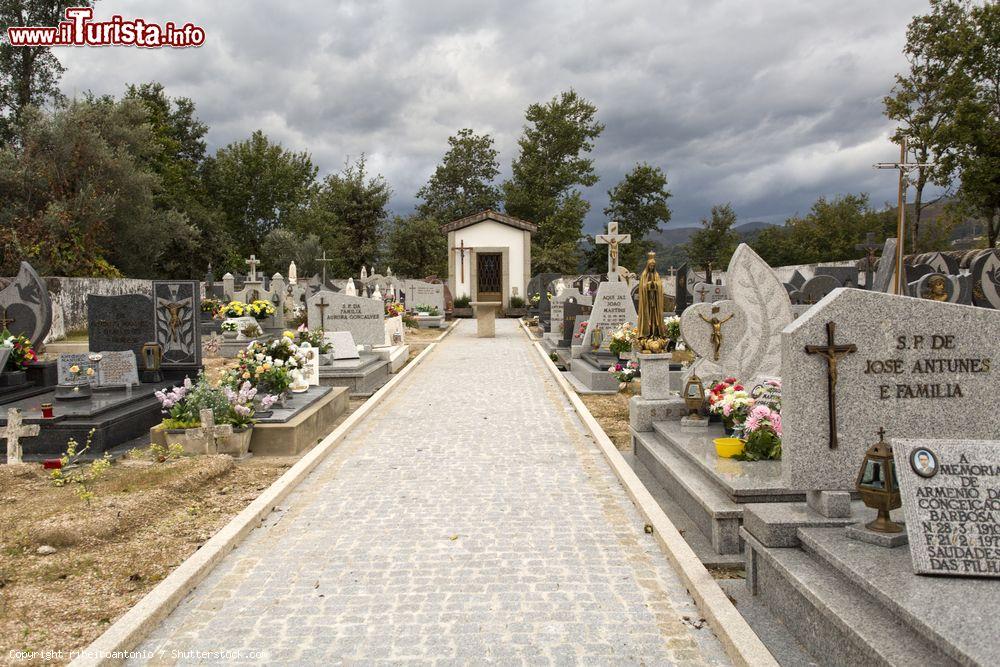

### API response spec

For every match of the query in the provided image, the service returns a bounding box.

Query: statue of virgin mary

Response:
[637,252,667,348]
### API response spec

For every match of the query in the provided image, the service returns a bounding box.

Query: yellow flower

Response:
[69,365,80,373]
[86,368,95,376]
[283,331,294,339]
[242,371,251,379]
[262,363,271,372]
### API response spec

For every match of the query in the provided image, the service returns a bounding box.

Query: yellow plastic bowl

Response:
[714,437,745,459]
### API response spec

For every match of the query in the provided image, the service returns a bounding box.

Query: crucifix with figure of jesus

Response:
[595,221,631,282]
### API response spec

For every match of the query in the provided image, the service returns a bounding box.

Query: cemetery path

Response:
[133,319,729,665]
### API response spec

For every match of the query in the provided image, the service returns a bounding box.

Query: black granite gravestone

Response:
[87,294,155,367]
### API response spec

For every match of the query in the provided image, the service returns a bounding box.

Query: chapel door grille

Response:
[476,253,502,302]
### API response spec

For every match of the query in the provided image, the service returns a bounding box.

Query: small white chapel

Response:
[441,210,537,309]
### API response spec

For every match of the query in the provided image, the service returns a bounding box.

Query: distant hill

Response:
[648,220,777,248]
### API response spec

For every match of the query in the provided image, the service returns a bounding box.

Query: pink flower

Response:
[771,413,782,437]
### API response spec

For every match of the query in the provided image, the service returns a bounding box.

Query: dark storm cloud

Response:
[58,0,930,232]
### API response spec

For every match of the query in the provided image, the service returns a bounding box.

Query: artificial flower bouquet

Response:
[736,403,783,461]
[707,378,753,428]
[1,331,37,372]
[294,325,331,354]
[608,322,638,356]
[219,300,248,318]
[246,299,277,321]
[385,301,405,318]
[608,361,639,387]
[663,315,681,348]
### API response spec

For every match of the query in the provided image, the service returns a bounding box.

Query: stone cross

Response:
[317,250,334,286]
[186,409,232,444]
[804,321,857,450]
[595,221,631,282]
[245,254,260,283]
[1,408,40,464]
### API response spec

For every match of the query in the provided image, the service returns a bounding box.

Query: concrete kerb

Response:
[524,329,777,667]
[72,331,454,667]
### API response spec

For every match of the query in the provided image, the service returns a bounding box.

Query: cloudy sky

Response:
[57,0,933,232]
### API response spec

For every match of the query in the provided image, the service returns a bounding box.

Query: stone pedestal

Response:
[806,490,852,518]
[638,353,672,400]
[628,395,687,432]
[845,522,908,548]
[471,302,501,338]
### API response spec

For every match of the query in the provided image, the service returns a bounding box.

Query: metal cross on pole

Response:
[1,408,40,464]
[874,139,936,296]
[451,240,474,284]
[317,250,334,287]
[595,221,631,282]
[245,254,260,283]
[804,322,858,449]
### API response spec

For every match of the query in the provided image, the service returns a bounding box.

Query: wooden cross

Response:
[804,321,857,449]
[315,297,329,325]
[874,139,936,294]
[451,240,473,284]
[245,254,260,283]
[595,221,631,282]
[317,250,334,286]
[0,306,15,330]
[186,409,233,447]
[1,408,40,464]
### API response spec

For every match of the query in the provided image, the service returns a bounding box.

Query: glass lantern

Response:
[855,427,902,533]
[683,374,706,420]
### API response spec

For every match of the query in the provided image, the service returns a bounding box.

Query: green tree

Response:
[203,130,317,260]
[261,228,323,277]
[685,204,740,272]
[0,0,96,141]
[751,194,897,267]
[123,82,230,277]
[598,163,672,272]
[385,215,447,278]
[307,154,392,275]
[502,90,604,273]
[417,128,500,222]
[884,0,970,252]
[949,1,1000,248]
[0,97,176,276]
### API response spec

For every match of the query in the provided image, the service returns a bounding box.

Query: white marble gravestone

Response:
[579,281,638,351]
[326,331,361,360]
[782,289,1000,492]
[402,280,445,314]
[681,244,793,384]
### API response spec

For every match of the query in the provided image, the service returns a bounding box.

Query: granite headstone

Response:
[894,438,1000,578]
[95,350,139,386]
[579,280,638,351]
[87,294,155,366]
[782,289,1000,492]
[307,291,383,347]
[0,261,52,347]
[153,281,202,370]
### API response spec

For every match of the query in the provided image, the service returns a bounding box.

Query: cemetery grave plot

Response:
[579,389,636,451]
[0,455,292,658]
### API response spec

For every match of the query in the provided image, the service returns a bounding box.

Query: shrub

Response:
[453,296,471,308]
[509,296,525,308]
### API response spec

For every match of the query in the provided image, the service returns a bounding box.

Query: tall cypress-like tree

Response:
[502,90,604,273]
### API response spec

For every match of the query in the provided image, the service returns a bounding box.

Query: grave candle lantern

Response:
[40,402,53,419]
[140,342,163,383]
[855,427,902,533]
[683,374,706,419]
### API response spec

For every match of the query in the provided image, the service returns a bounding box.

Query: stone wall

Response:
[39,278,151,343]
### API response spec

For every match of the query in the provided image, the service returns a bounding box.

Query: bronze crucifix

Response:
[805,321,857,449]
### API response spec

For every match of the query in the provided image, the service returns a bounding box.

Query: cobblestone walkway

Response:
[134,320,730,665]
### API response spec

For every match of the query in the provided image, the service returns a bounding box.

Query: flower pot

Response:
[714,437,745,459]
[218,426,253,458]
[222,330,238,340]
[164,428,210,456]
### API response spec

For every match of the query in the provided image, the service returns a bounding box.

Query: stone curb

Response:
[71,330,455,667]
[525,327,777,667]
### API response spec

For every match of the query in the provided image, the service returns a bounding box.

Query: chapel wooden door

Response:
[476,253,502,303]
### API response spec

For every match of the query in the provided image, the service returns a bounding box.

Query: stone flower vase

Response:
[164,428,209,456]
[222,329,238,341]
[218,426,253,458]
